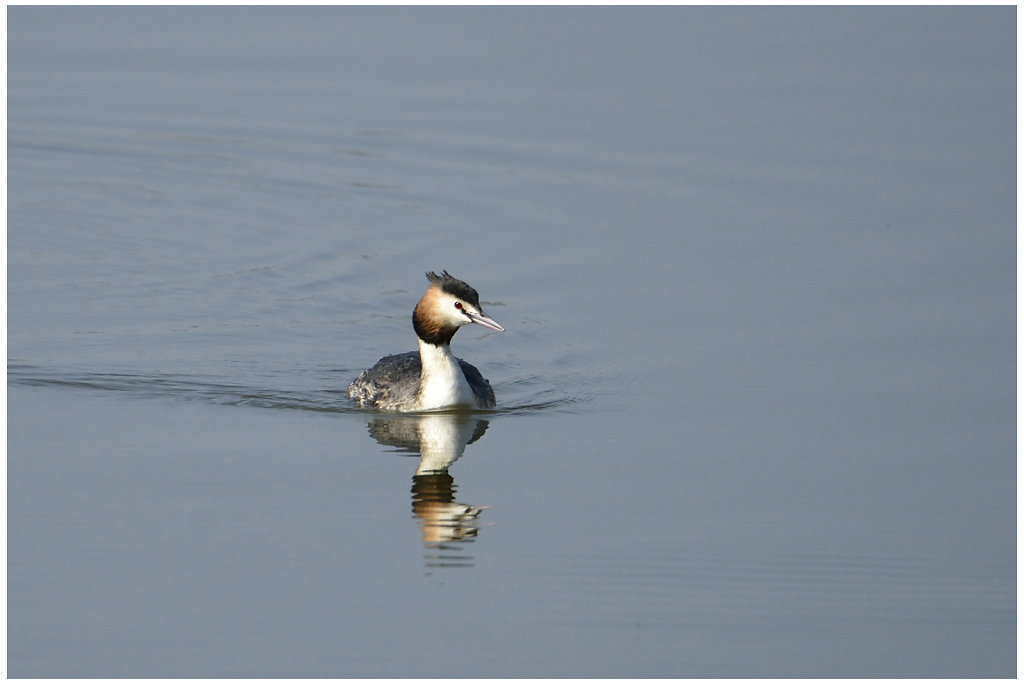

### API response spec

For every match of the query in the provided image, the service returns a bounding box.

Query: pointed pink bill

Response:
[467,311,504,332]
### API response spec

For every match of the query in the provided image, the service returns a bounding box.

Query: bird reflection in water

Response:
[366,412,491,568]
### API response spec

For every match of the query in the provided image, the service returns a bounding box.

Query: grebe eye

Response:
[454,301,463,310]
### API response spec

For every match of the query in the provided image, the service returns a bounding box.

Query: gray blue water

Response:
[8,7,1016,677]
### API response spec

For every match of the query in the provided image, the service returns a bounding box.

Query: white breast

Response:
[415,339,475,410]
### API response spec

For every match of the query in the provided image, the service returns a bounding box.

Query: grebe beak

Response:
[467,311,505,332]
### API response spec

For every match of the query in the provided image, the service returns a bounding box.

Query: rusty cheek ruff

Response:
[412,286,458,347]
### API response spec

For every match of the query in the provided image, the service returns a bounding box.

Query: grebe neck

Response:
[416,338,474,410]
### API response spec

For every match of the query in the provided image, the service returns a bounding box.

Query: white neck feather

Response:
[416,338,474,410]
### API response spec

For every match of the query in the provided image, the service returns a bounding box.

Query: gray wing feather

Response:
[458,359,496,408]
[348,351,422,410]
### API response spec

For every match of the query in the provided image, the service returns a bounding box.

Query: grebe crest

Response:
[348,271,504,411]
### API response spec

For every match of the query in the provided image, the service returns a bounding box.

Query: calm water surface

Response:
[8,7,1015,677]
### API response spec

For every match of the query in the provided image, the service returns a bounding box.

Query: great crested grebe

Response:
[348,271,504,411]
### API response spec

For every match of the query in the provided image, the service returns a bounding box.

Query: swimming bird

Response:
[348,271,504,411]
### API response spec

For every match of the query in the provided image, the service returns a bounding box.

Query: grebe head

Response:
[413,271,504,347]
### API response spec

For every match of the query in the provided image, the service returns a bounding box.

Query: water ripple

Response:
[8,362,581,416]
